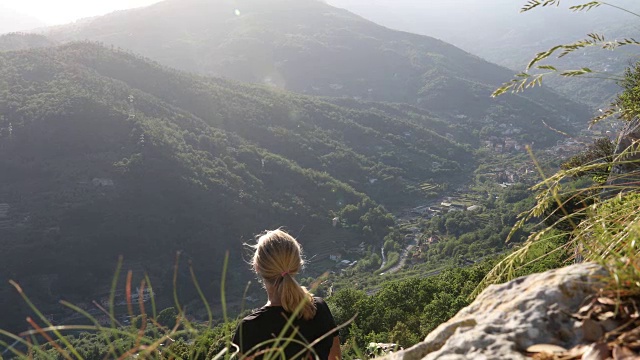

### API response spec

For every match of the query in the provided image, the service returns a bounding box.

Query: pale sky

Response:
[0,0,161,25]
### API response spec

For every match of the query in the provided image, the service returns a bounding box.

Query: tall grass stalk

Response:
[475,139,640,297]
[0,250,357,360]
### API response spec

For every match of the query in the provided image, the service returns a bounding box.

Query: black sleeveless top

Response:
[232,297,337,359]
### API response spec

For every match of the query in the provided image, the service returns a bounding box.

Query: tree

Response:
[360,205,395,239]
[156,307,178,328]
[389,321,419,349]
[328,288,367,340]
[340,204,362,224]
[617,62,640,121]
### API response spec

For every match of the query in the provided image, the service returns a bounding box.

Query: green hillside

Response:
[0,42,470,331]
[42,0,591,144]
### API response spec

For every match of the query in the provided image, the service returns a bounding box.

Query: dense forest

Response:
[0,41,478,331]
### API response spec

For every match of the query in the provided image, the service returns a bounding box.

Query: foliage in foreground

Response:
[480,118,640,298]
[329,240,567,357]
[0,237,571,360]
[483,0,640,298]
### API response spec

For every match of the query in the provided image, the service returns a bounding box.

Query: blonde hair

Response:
[252,229,316,320]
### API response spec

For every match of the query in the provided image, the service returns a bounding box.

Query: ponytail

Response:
[279,275,316,320]
[252,229,318,320]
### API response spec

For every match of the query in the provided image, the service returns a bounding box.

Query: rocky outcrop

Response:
[381,263,607,360]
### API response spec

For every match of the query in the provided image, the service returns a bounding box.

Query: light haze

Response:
[0,0,161,25]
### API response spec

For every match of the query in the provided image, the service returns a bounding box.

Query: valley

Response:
[0,33,594,332]
[0,0,629,357]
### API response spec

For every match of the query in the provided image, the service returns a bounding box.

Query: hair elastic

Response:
[281,271,289,277]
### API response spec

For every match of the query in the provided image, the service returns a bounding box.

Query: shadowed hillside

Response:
[0,41,473,331]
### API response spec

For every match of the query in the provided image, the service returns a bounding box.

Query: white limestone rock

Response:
[381,262,607,360]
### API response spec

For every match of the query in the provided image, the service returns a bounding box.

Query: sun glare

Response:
[0,0,161,24]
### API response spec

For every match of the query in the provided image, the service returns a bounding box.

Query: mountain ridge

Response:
[39,0,591,143]
[326,0,640,107]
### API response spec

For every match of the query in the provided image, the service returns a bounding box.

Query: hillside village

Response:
[318,121,598,283]
[481,126,612,156]
[327,182,526,275]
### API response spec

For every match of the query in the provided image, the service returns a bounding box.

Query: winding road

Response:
[386,237,419,274]
[379,246,386,270]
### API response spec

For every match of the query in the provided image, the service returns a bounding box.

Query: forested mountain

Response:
[0,0,597,334]
[0,41,471,330]
[328,0,640,107]
[0,5,46,34]
[41,0,590,141]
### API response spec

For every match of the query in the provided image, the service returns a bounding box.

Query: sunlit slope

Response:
[61,42,471,187]
[44,0,591,144]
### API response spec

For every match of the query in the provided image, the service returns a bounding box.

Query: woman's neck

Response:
[265,283,281,307]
